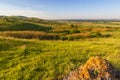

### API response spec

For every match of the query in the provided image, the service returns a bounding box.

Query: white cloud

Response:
[0,9,51,19]
[0,3,51,19]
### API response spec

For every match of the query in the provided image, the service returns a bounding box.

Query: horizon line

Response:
[1,15,120,20]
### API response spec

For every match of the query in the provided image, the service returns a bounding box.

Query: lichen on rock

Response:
[63,56,120,80]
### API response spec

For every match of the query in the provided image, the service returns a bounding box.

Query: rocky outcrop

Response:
[64,56,120,80]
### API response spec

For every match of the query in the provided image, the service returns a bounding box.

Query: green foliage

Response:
[70,29,80,34]
[90,32,102,38]
[70,24,78,28]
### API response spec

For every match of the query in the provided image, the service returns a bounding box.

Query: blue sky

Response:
[0,0,120,19]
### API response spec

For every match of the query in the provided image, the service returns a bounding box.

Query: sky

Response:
[0,0,120,19]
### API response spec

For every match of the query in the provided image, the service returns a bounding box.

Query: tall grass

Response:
[0,31,110,40]
[0,38,120,80]
[0,17,120,80]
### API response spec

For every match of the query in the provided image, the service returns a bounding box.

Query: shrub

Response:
[90,32,102,38]
[51,29,71,34]
[43,34,61,40]
[70,29,80,34]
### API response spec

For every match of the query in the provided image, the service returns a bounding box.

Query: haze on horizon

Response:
[0,0,120,20]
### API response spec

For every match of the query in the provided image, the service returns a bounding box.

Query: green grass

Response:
[0,22,52,32]
[0,16,120,80]
[0,37,120,80]
[0,16,119,40]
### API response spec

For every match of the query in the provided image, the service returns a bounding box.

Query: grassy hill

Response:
[0,16,120,80]
[0,16,54,31]
[0,16,118,40]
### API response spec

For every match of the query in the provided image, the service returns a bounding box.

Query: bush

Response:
[90,32,102,38]
[51,29,71,34]
[70,29,80,34]
[43,34,61,40]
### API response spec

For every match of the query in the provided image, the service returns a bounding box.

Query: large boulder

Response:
[64,56,120,80]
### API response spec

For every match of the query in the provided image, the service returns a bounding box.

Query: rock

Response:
[63,56,120,80]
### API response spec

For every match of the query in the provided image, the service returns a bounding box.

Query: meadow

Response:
[0,16,120,80]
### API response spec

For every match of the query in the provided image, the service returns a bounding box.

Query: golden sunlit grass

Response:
[0,17,120,80]
[0,37,120,80]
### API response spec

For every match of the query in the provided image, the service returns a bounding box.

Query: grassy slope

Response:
[0,16,117,40]
[0,16,55,32]
[0,16,120,80]
[0,37,120,80]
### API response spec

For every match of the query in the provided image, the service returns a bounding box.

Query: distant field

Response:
[1,16,120,40]
[0,16,120,80]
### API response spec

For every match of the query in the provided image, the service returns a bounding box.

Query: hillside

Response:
[0,16,55,31]
[0,16,120,80]
[0,16,120,40]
